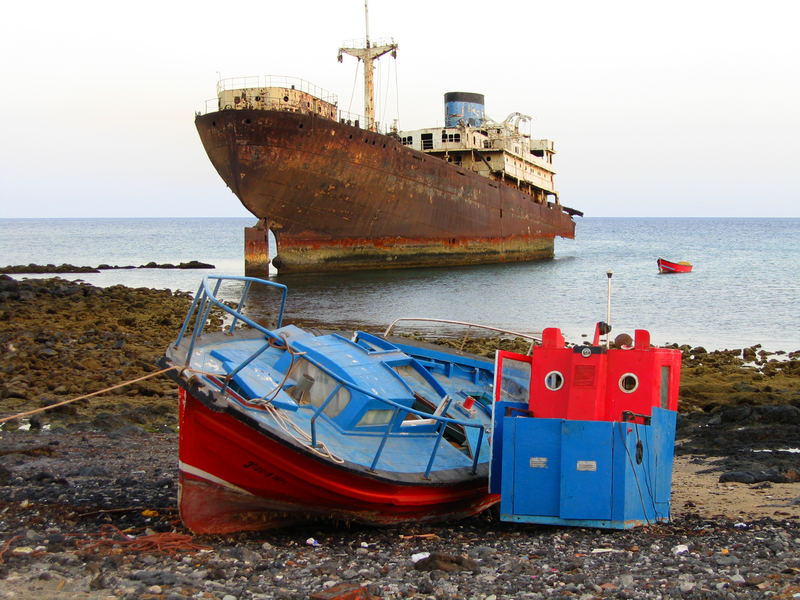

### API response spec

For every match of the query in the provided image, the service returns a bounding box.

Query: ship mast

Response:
[338,1,397,132]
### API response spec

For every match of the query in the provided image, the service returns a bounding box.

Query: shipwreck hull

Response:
[196,109,575,274]
[178,390,499,534]
[247,227,558,273]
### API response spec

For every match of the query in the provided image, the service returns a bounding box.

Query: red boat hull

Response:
[657,258,692,274]
[177,390,498,533]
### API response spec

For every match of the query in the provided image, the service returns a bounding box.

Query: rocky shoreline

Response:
[0,261,215,274]
[1,276,799,599]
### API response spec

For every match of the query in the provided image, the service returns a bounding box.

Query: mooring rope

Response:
[0,366,180,424]
[0,361,344,464]
[250,335,306,404]
[262,402,344,464]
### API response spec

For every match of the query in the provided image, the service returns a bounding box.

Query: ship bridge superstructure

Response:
[398,99,559,205]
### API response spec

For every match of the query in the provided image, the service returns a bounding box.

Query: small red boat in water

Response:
[657,258,692,274]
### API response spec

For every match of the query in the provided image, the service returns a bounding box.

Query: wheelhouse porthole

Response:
[619,373,639,393]
[544,370,564,391]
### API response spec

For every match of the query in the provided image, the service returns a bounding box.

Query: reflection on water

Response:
[3,217,798,351]
[224,218,800,351]
[248,260,564,337]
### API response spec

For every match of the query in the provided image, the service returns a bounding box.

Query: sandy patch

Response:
[672,454,800,522]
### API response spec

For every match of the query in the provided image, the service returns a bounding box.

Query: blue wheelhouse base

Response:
[496,405,676,529]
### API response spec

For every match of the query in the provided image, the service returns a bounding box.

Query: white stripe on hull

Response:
[179,461,254,496]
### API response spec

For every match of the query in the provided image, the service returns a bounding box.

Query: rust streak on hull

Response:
[269,233,557,274]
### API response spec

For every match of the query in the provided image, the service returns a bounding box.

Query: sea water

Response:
[1,217,798,351]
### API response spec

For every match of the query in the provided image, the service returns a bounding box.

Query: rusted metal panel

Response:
[243,224,270,277]
[218,86,337,119]
[269,233,557,273]
[196,109,577,274]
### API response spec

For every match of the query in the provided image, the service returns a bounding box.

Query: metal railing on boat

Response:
[384,317,540,355]
[173,276,490,478]
[216,75,338,105]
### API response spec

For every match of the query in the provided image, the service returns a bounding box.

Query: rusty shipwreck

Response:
[195,30,581,274]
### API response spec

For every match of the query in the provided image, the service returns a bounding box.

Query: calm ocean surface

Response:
[2,217,798,351]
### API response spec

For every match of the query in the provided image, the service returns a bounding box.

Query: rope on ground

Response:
[0,366,179,424]
[0,355,345,465]
[0,535,23,564]
[73,524,212,556]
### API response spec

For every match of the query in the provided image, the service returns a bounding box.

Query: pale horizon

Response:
[2,0,798,219]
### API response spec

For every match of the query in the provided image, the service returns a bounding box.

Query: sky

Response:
[1,0,798,219]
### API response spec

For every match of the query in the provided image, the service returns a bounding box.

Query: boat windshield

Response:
[391,364,440,405]
[356,409,394,427]
[292,358,351,418]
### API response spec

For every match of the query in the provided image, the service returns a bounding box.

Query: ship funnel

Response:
[444,92,485,127]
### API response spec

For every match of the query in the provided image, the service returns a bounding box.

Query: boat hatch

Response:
[209,347,299,411]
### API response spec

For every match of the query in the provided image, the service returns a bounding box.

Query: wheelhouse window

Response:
[391,364,438,400]
[401,135,413,146]
[660,366,670,408]
[291,358,351,418]
[356,409,394,427]
[421,133,434,150]
[441,132,461,143]
[544,370,564,391]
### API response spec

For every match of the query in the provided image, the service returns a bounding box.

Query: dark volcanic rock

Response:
[719,469,790,484]
[178,260,215,269]
[0,263,100,274]
[1,261,215,274]
[414,552,480,573]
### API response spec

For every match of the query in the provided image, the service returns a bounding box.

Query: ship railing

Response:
[196,86,391,134]
[384,317,540,355]
[216,75,338,104]
[335,108,392,135]
[339,37,397,51]
[174,276,489,477]
[195,97,388,134]
[199,98,219,115]
[195,76,339,114]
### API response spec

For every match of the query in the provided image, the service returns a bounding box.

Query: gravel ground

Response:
[1,276,800,599]
[1,428,799,600]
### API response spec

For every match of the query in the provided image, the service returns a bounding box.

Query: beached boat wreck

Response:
[160,276,535,533]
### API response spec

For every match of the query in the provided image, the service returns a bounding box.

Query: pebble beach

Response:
[2,275,800,599]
